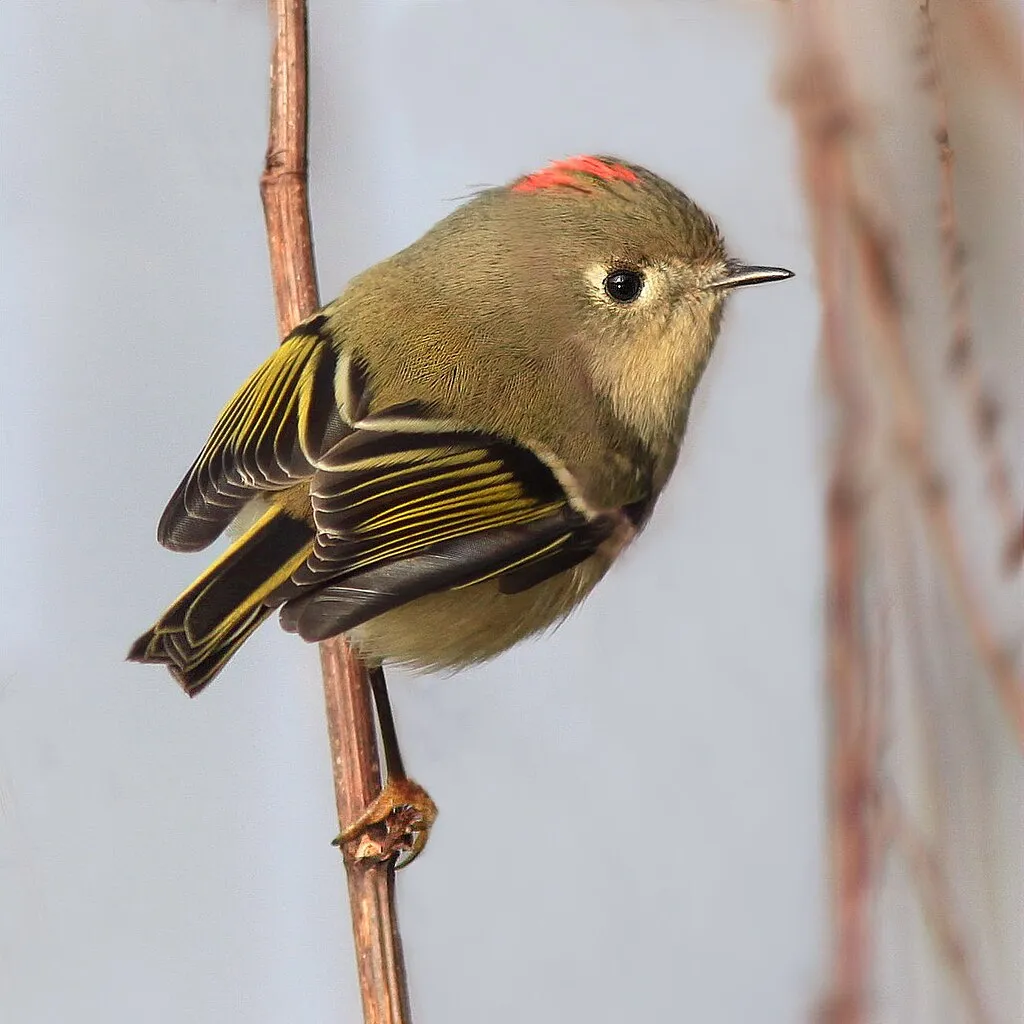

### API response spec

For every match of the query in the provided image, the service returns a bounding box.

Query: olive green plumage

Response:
[129,156,791,694]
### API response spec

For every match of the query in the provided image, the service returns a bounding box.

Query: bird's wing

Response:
[275,423,626,642]
[157,317,351,552]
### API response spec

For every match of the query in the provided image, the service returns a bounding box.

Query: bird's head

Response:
[494,155,793,444]
[381,155,792,455]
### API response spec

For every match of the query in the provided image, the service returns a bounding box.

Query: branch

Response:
[778,19,876,1022]
[880,790,995,1024]
[913,0,1022,572]
[780,4,1024,1018]
[259,3,413,1021]
[848,195,1024,747]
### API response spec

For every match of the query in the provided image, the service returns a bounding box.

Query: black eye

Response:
[603,269,644,303]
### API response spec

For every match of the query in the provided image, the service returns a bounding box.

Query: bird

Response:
[129,155,792,859]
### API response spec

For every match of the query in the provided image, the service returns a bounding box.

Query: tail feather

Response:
[129,505,314,695]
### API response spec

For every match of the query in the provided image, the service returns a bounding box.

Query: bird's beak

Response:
[706,261,794,291]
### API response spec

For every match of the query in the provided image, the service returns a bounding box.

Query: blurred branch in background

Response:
[259,2,412,1021]
[916,0,1021,573]
[777,0,1022,1021]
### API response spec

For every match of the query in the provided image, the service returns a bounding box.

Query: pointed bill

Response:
[707,261,794,290]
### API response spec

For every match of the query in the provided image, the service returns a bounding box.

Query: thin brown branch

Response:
[260,0,318,339]
[912,0,1023,572]
[879,789,995,1024]
[848,196,1024,748]
[890,512,993,1021]
[778,17,876,1022]
[782,1,1024,754]
[775,2,1021,1019]
[259,3,412,1021]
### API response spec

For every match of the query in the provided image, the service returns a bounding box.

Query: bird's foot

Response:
[333,776,438,868]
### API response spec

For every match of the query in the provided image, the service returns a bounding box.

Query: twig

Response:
[778,19,876,1022]
[912,0,1022,572]
[893,506,992,1020]
[848,196,1024,747]
[259,3,412,1021]
[776,2,1021,1019]
[879,789,995,1024]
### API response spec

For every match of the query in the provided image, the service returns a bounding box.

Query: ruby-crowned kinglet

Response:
[129,156,792,695]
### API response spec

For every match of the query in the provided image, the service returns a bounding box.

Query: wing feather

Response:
[158,324,347,552]
[269,426,624,639]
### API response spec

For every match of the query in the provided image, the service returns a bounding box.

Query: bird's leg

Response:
[334,665,437,868]
[370,662,408,781]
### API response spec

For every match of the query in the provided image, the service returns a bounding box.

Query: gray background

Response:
[0,2,822,1021]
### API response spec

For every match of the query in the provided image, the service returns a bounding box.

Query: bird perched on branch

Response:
[129,155,791,859]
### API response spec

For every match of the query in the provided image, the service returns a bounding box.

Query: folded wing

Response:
[275,426,620,641]
[157,318,347,552]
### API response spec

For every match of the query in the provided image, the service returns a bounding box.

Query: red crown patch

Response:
[511,155,639,194]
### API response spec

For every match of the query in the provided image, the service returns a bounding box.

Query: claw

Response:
[333,777,438,868]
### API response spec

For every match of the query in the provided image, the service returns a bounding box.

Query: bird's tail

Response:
[128,504,315,695]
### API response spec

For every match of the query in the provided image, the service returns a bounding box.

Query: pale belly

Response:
[346,555,610,673]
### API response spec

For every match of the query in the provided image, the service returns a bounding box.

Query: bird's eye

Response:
[603,269,645,303]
